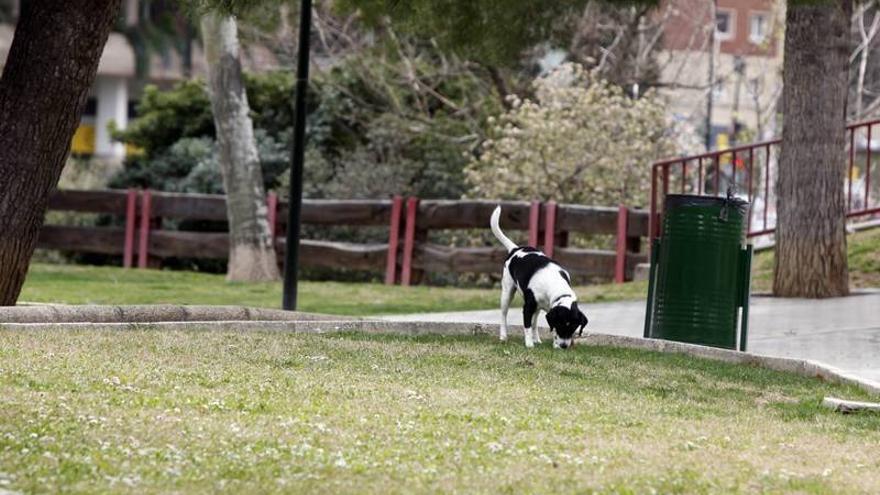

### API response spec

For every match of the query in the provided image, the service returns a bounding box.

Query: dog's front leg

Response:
[531,313,542,344]
[499,273,515,341]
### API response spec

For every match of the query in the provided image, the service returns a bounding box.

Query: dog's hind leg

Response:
[499,271,516,342]
[522,289,538,348]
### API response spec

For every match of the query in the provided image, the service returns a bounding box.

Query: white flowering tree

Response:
[466,63,676,207]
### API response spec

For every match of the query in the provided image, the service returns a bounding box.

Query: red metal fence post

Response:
[400,196,420,286]
[384,195,404,285]
[137,189,152,269]
[614,205,628,284]
[747,147,754,233]
[528,200,541,247]
[713,155,720,195]
[680,161,687,193]
[649,165,659,241]
[764,144,770,231]
[848,128,855,210]
[698,158,704,195]
[731,150,737,190]
[123,188,137,268]
[543,200,557,257]
[866,124,873,209]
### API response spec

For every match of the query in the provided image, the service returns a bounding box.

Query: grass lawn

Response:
[18,263,646,316]
[1,329,879,494]
[18,227,878,315]
[751,227,880,292]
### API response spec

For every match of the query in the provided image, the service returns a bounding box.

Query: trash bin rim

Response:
[664,194,749,213]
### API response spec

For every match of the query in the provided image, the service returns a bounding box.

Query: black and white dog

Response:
[491,206,588,349]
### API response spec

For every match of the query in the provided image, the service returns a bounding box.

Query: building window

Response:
[749,12,769,44]
[716,9,735,41]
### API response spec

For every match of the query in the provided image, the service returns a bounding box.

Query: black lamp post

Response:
[282,0,312,310]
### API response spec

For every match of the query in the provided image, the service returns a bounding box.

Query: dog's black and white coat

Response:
[491,206,588,348]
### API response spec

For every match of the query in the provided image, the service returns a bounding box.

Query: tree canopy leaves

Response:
[339,0,590,65]
[189,0,660,67]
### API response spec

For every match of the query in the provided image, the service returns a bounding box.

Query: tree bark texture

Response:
[0,0,122,306]
[774,0,851,298]
[201,13,280,282]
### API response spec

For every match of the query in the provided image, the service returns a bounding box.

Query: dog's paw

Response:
[499,334,508,342]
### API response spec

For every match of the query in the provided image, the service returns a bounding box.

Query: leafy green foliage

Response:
[338,0,660,67]
[109,131,289,194]
[274,42,499,200]
[114,42,494,200]
[338,0,576,66]
[114,80,214,155]
[111,73,294,194]
[110,136,215,191]
[244,70,297,138]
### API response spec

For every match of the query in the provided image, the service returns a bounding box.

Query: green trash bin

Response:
[643,193,753,351]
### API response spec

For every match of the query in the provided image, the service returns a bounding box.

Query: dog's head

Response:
[545,302,588,349]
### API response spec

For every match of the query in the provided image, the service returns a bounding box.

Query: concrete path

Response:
[383,292,880,383]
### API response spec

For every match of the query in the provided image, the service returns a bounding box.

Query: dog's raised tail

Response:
[490,206,518,252]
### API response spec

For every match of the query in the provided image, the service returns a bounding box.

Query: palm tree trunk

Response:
[773,0,851,297]
[201,13,280,282]
[0,0,123,305]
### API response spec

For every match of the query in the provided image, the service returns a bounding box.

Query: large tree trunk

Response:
[0,0,122,306]
[201,13,280,282]
[774,0,851,298]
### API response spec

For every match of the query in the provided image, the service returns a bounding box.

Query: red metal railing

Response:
[649,119,880,240]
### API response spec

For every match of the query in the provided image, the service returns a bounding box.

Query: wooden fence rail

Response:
[38,189,650,285]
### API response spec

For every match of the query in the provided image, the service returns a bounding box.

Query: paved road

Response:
[383,292,880,383]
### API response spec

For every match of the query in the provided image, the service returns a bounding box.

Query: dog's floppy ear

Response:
[573,302,588,336]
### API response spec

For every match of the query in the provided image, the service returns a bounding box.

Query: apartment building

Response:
[658,0,784,149]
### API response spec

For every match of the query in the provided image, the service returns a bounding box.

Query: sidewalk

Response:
[382,292,880,383]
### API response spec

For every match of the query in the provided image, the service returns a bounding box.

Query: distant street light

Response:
[705,0,717,152]
[282,0,312,311]
[731,55,745,146]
